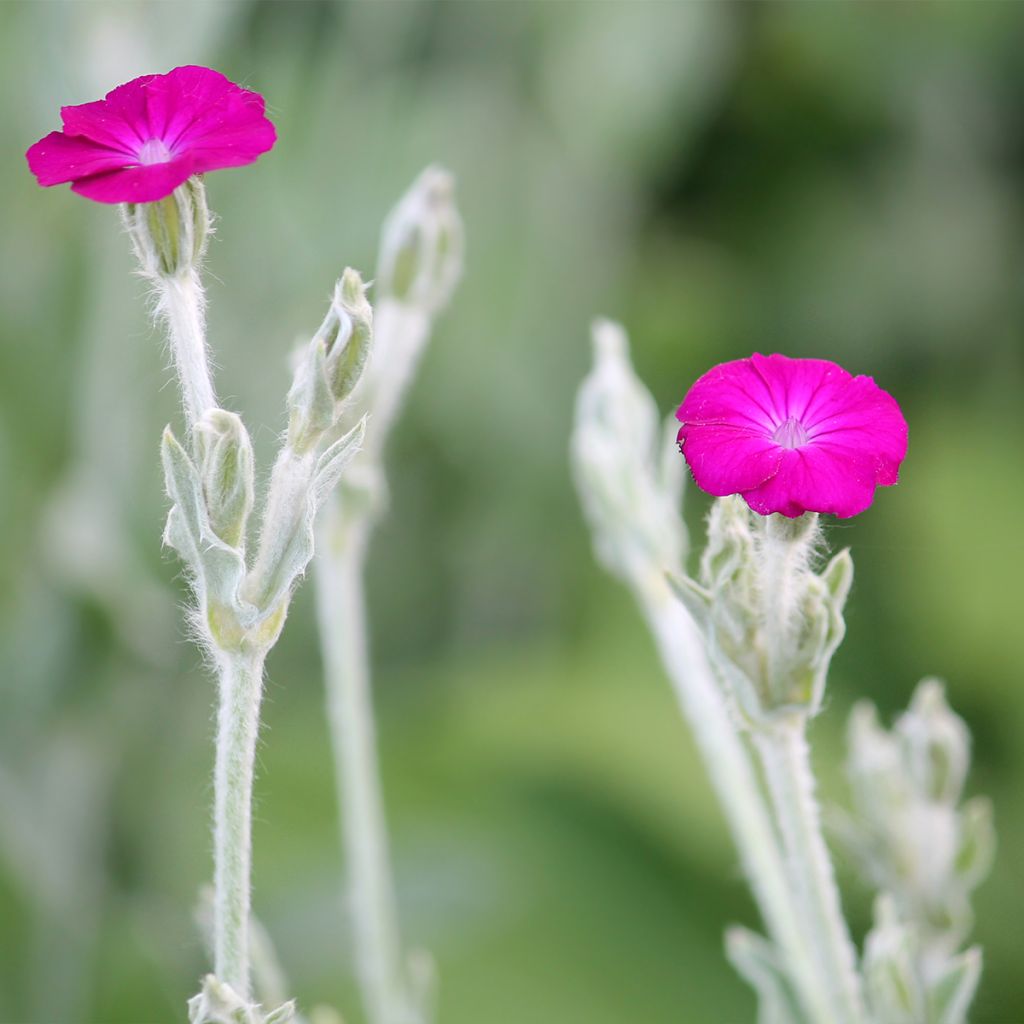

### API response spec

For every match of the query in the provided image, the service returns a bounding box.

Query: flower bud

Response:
[187,973,295,1024]
[571,319,687,583]
[377,165,464,313]
[955,797,996,889]
[840,688,993,961]
[896,679,970,806]
[325,268,373,403]
[287,269,373,452]
[686,498,851,724]
[122,176,210,277]
[862,895,927,1024]
[195,409,254,549]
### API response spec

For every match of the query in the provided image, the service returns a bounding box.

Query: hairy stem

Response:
[158,269,217,430]
[245,445,316,613]
[638,576,836,1024]
[212,648,266,998]
[755,718,865,1024]
[315,504,415,1024]
[759,513,815,693]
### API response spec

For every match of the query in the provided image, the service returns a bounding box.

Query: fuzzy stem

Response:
[315,504,415,1024]
[751,513,864,1022]
[759,513,814,694]
[360,301,431,459]
[245,445,316,613]
[158,269,217,431]
[211,647,266,999]
[755,718,865,1024]
[637,575,837,1024]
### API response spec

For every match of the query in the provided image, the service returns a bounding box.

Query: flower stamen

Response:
[138,138,173,165]
[772,416,809,450]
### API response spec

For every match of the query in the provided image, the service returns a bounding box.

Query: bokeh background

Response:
[2,2,1023,1021]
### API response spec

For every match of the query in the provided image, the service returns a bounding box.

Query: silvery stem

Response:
[245,445,316,613]
[315,501,417,1024]
[360,300,431,463]
[755,718,865,1024]
[637,576,835,1024]
[158,269,217,431]
[211,647,266,999]
[750,515,864,1022]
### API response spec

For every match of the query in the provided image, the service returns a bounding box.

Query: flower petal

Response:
[144,66,244,149]
[741,443,882,518]
[60,100,143,154]
[749,353,851,423]
[678,423,783,495]
[188,119,278,173]
[804,374,908,485]
[677,358,781,432]
[69,157,195,204]
[26,131,131,186]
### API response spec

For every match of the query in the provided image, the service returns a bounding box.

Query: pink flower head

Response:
[26,66,276,204]
[676,354,908,518]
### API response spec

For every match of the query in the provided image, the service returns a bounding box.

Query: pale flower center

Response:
[138,138,173,165]
[771,416,810,449]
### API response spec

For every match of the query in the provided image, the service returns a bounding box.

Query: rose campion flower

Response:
[26,65,276,204]
[676,354,908,518]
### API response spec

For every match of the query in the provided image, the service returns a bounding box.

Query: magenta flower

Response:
[26,65,276,204]
[676,354,908,518]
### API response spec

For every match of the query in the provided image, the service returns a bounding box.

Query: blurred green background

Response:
[2,2,1023,1021]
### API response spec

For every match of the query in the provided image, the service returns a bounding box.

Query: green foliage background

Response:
[2,2,1023,1021]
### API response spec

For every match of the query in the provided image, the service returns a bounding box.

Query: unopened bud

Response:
[571,319,686,582]
[288,269,373,452]
[195,409,254,549]
[862,895,927,1024]
[325,269,372,402]
[692,499,851,722]
[377,165,464,313]
[896,679,970,805]
[955,797,996,888]
[122,176,210,277]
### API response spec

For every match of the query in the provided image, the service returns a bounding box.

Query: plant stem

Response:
[315,501,414,1024]
[212,647,266,999]
[159,269,217,430]
[245,445,316,613]
[361,301,431,459]
[755,717,865,1024]
[638,576,836,1024]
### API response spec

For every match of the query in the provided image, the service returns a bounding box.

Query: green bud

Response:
[863,895,927,1024]
[122,176,210,277]
[685,499,850,724]
[187,972,295,1024]
[954,797,995,888]
[377,166,464,313]
[325,268,372,403]
[287,269,373,452]
[927,947,982,1024]
[571,320,687,582]
[195,409,255,549]
[896,679,970,806]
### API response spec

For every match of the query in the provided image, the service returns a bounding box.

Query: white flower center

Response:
[138,139,173,165]
[772,416,810,449]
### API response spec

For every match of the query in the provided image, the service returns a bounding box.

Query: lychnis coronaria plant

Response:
[27,66,375,1023]
[573,334,991,1024]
